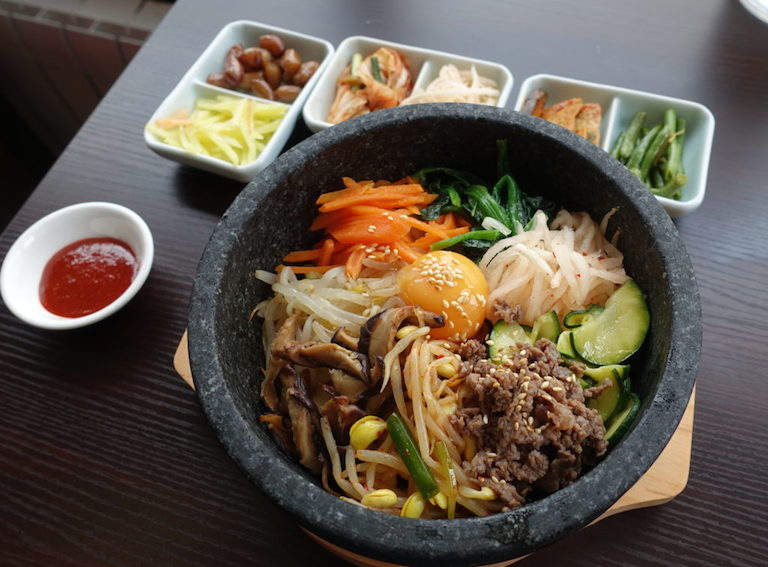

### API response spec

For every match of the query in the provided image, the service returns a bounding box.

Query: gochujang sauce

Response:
[39,237,138,318]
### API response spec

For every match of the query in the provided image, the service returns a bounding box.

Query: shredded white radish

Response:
[400,64,500,106]
[479,209,628,325]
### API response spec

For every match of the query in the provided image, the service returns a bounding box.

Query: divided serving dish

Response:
[514,74,715,217]
[144,20,334,182]
[302,35,514,132]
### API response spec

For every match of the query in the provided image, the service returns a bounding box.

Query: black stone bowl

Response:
[188,104,700,567]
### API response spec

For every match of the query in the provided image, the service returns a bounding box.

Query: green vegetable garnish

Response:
[386,413,439,500]
[612,110,688,200]
[430,229,502,250]
[370,56,383,82]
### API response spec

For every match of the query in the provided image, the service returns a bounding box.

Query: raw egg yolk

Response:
[397,251,488,341]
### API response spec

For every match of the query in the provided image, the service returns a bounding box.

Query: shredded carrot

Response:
[393,240,420,263]
[319,238,334,266]
[345,245,367,279]
[279,177,467,277]
[318,191,435,213]
[283,248,323,263]
[310,205,393,231]
[401,216,451,239]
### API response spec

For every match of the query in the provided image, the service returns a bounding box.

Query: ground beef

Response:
[456,339,487,365]
[491,300,523,324]
[451,338,607,509]
[584,378,613,399]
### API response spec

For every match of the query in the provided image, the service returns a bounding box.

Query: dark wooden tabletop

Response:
[2,1,767,565]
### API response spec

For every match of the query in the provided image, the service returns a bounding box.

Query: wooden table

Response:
[2,1,766,565]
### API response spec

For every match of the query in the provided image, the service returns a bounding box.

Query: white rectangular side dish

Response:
[144,20,334,182]
[514,74,715,217]
[303,35,514,133]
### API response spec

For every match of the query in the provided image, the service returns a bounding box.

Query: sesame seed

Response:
[367,225,376,233]
[552,386,563,392]
[486,340,495,346]
[541,380,550,388]
[527,416,534,425]
[482,414,489,425]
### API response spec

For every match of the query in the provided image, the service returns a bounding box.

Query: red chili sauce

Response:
[39,237,138,318]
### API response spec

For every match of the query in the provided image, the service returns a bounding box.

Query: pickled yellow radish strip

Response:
[146,94,287,166]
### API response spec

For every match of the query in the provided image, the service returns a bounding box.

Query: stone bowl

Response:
[188,104,700,566]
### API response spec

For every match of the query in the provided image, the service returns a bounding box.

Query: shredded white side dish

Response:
[401,64,500,106]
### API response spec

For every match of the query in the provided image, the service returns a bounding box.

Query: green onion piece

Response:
[350,53,363,78]
[430,229,502,251]
[370,56,383,82]
[386,413,439,500]
[435,441,457,520]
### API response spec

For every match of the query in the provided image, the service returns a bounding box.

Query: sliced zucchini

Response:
[563,304,604,328]
[605,392,641,445]
[583,364,630,384]
[579,376,596,389]
[556,330,576,358]
[586,367,630,423]
[488,320,531,360]
[570,280,650,365]
[530,310,561,342]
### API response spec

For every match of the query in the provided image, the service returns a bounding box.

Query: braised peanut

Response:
[206,72,233,88]
[239,71,263,91]
[280,48,302,75]
[250,78,274,100]
[224,44,244,83]
[212,35,317,103]
[238,47,266,70]
[274,85,301,103]
[259,34,285,57]
[292,60,319,87]
[263,61,283,89]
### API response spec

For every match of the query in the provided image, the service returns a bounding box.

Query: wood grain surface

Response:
[1,1,767,566]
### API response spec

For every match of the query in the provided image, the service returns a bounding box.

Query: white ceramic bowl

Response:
[303,35,514,132]
[144,20,334,182]
[514,74,715,217]
[0,202,154,330]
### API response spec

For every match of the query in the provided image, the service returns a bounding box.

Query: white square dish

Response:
[303,35,513,133]
[144,20,334,182]
[514,74,715,217]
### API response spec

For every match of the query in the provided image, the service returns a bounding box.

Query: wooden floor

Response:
[0,94,53,232]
